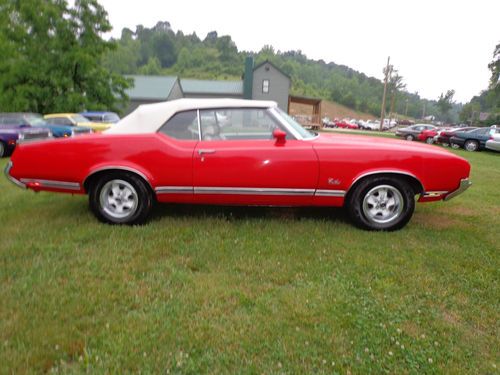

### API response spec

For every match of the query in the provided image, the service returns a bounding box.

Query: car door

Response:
[154,110,199,203]
[193,108,319,206]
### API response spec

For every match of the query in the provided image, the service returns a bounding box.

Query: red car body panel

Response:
[418,129,438,142]
[8,131,471,206]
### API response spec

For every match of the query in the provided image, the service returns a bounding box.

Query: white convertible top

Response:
[106,98,278,134]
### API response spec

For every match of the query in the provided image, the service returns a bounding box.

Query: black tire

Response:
[425,137,434,144]
[464,139,479,152]
[405,134,414,141]
[89,172,154,225]
[347,176,416,231]
[0,141,5,158]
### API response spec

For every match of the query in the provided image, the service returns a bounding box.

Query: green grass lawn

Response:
[0,144,499,374]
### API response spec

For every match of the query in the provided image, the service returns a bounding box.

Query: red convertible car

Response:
[5,99,471,230]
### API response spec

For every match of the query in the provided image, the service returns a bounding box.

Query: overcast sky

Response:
[97,0,499,103]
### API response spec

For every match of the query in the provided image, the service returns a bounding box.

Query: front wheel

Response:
[464,140,479,152]
[405,134,414,141]
[89,172,154,225]
[347,177,416,231]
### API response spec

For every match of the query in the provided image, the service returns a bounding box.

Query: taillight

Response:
[8,139,16,146]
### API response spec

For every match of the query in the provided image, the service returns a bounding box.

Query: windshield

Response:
[25,114,47,126]
[273,107,316,140]
[71,114,90,123]
[104,113,120,122]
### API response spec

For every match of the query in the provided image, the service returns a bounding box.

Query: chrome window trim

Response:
[19,178,80,191]
[196,109,202,141]
[268,107,303,140]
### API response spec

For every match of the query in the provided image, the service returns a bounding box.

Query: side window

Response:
[47,118,72,126]
[200,108,283,141]
[262,79,270,94]
[158,110,199,140]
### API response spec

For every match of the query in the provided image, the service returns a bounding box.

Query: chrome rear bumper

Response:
[4,161,26,189]
[444,178,471,201]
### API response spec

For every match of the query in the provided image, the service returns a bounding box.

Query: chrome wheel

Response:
[425,137,434,144]
[405,134,414,141]
[99,179,138,219]
[464,140,478,152]
[362,185,404,224]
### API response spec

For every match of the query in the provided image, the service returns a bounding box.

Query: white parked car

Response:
[486,132,500,152]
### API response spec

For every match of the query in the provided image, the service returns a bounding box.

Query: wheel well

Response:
[83,169,155,197]
[345,173,424,203]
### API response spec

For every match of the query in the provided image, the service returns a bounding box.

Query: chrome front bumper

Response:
[4,161,26,189]
[444,178,472,201]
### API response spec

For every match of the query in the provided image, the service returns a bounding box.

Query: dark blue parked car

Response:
[450,127,500,152]
[0,113,92,138]
[0,119,52,157]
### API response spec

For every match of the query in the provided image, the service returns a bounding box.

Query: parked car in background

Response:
[485,132,500,152]
[335,119,359,129]
[449,127,500,152]
[418,128,439,144]
[397,119,415,126]
[6,98,471,231]
[395,124,437,141]
[436,127,477,147]
[80,111,120,124]
[0,116,52,157]
[0,112,91,138]
[322,116,335,128]
[44,113,111,132]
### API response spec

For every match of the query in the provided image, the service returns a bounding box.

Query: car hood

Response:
[312,133,459,158]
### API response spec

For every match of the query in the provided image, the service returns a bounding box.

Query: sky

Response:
[97,0,499,103]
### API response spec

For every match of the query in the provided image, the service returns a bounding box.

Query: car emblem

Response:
[328,178,341,185]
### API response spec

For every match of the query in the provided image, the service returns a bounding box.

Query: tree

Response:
[0,0,130,114]
[488,43,500,93]
[388,71,405,118]
[437,90,455,122]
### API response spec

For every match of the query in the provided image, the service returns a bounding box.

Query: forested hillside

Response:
[104,21,462,122]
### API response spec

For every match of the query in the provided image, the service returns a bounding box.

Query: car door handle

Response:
[198,149,216,155]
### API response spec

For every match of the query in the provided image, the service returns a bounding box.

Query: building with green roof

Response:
[124,58,291,114]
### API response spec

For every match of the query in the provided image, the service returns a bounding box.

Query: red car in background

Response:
[418,128,439,144]
[335,120,359,129]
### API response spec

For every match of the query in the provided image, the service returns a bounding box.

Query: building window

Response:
[262,79,270,94]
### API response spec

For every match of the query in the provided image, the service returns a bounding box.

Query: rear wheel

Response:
[425,137,434,144]
[464,140,479,152]
[405,134,414,141]
[0,142,5,158]
[347,176,415,231]
[89,172,153,224]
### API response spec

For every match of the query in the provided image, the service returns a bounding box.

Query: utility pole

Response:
[380,56,391,131]
[422,102,426,119]
[405,98,409,117]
